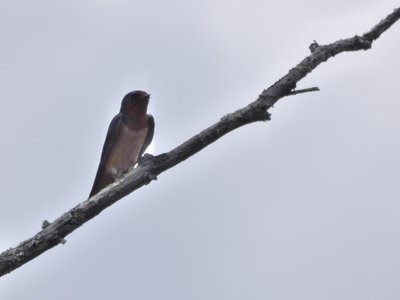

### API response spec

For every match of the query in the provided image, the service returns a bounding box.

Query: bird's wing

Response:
[89,113,123,197]
[139,114,155,158]
[98,114,123,164]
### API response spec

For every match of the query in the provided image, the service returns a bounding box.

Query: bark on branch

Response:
[1,8,399,277]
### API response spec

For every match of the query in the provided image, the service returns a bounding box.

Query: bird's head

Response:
[120,90,150,116]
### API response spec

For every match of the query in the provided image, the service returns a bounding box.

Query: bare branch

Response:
[1,7,399,277]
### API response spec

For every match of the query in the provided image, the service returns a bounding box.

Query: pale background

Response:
[1,1,400,299]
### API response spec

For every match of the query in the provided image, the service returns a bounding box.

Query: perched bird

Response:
[89,91,154,197]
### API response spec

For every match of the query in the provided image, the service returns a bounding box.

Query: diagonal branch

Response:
[1,7,399,278]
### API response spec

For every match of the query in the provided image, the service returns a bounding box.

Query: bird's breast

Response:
[105,123,148,177]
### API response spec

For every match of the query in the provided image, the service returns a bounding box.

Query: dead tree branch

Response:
[1,8,399,277]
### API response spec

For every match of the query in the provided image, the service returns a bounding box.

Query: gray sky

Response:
[1,1,400,299]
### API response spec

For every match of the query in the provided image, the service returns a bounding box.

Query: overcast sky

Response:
[1,1,400,299]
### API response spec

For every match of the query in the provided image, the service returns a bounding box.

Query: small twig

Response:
[309,40,319,53]
[287,87,320,96]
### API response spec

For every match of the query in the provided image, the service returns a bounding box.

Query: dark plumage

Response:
[89,91,154,197]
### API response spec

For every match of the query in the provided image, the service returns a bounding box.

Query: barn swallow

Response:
[89,90,154,197]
